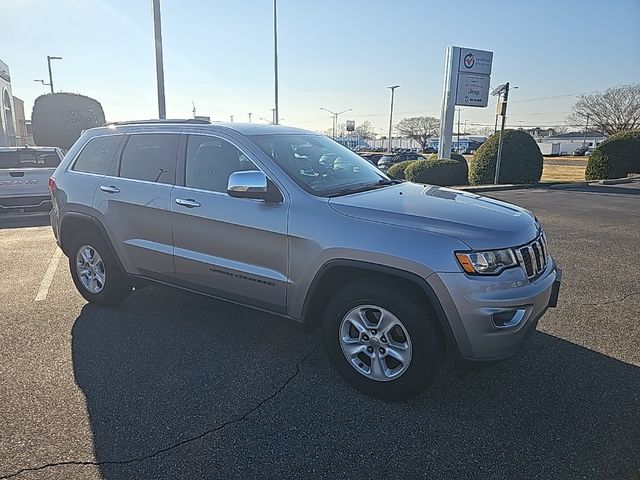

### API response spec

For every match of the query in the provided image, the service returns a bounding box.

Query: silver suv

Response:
[50,120,561,400]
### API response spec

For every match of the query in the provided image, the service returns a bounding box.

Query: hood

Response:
[328,182,538,250]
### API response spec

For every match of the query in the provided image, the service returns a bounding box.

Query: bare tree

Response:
[570,84,640,135]
[396,116,440,151]
[469,126,495,137]
[354,120,375,139]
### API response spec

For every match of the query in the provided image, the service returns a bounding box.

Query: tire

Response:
[68,230,132,306]
[322,278,445,401]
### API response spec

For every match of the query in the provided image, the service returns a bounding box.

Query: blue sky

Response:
[2,0,639,133]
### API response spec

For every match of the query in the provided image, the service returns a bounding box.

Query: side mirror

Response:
[227,171,282,202]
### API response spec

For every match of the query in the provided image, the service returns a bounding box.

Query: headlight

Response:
[455,248,517,275]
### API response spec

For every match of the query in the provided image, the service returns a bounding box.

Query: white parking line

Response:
[35,247,63,302]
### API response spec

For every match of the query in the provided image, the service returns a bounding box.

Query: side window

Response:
[119,134,178,184]
[185,135,257,193]
[72,136,121,175]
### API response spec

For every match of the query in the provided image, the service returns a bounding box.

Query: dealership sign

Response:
[456,73,491,107]
[438,46,493,159]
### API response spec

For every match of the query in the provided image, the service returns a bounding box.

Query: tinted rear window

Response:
[0,150,60,169]
[119,134,178,184]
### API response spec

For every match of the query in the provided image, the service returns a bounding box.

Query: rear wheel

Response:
[69,231,132,306]
[322,279,444,400]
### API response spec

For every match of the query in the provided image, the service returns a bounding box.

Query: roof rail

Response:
[103,118,210,126]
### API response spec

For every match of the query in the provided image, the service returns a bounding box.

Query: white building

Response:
[0,58,17,147]
[538,131,606,155]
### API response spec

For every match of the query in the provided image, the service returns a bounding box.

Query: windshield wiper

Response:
[326,179,401,197]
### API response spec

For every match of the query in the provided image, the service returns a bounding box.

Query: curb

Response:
[456,176,639,193]
[457,182,570,193]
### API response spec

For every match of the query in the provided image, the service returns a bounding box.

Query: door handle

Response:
[100,185,120,194]
[175,198,201,208]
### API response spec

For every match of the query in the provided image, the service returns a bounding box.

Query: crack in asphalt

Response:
[0,343,322,480]
[582,291,640,307]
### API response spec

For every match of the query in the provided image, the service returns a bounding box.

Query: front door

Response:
[170,133,288,312]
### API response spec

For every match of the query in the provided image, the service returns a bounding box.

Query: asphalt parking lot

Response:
[1,183,639,480]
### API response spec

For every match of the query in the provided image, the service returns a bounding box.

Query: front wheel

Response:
[322,279,445,401]
[69,231,132,306]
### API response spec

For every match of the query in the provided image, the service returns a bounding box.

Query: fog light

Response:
[492,308,526,328]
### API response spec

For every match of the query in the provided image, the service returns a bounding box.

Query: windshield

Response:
[249,134,390,196]
[0,150,60,169]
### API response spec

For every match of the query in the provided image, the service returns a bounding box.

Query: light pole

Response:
[387,85,399,153]
[582,114,590,147]
[273,0,279,125]
[456,107,464,151]
[33,79,51,90]
[320,107,352,139]
[152,0,166,119]
[230,115,234,122]
[248,112,252,123]
[46,56,62,93]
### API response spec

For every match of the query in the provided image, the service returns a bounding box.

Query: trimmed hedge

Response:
[405,158,469,186]
[387,160,417,180]
[585,130,640,180]
[469,130,543,185]
[31,93,105,150]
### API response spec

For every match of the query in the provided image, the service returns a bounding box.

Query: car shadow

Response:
[71,286,640,480]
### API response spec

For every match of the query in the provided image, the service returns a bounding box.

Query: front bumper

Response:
[430,259,561,361]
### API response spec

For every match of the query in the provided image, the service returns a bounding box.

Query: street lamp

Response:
[273,0,279,125]
[248,113,252,123]
[33,79,51,90]
[152,0,166,119]
[320,107,352,139]
[46,56,62,93]
[387,85,399,153]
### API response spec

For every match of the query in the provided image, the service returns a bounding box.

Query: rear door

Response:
[92,133,179,280]
[170,133,288,312]
[0,149,61,213]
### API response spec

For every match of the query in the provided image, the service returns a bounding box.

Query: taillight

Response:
[48,177,56,193]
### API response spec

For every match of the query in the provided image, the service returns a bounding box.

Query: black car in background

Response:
[377,152,421,171]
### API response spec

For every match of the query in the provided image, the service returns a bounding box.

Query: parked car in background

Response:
[423,146,437,154]
[0,146,64,216]
[358,152,384,165]
[573,146,589,156]
[377,152,421,172]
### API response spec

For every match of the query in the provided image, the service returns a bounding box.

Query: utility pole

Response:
[152,0,166,119]
[494,82,510,184]
[46,56,62,94]
[582,114,590,147]
[387,85,399,153]
[248,112,252,123]
[456,107,462,150]
[320,107,351,140]
[273,0,279,125]
[230,115,234,123]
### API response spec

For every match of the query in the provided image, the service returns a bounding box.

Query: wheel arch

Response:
[301,259,460,356]
[59,212,128,277]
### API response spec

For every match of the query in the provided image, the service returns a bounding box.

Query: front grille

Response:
[515,233,549,279]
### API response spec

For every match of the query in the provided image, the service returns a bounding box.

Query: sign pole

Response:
[494,82,509,184]
[438,47,459,160]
